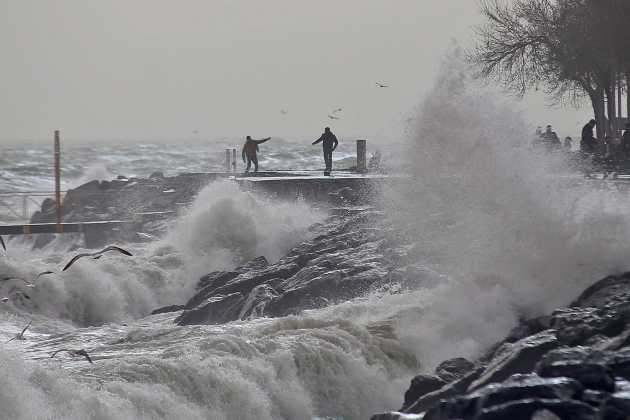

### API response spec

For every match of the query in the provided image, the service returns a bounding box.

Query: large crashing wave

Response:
[372,46,630,370]
[0,180,324,327]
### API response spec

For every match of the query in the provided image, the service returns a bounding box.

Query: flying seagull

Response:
[62,246,133,271]
[0,235,5,251]
[331,107,344,114]
[1,291,30,302]
[375,83,388,88]
[1,271,53,288]
[51,349,93,364]
[280,110,288,114]
[6,321,31,343]
[327,115,339,120]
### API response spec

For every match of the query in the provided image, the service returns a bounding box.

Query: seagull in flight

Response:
[6,322,31,343]
[327,115,339,120]
[1,291,30,302]
[1,271,53,288]
[375,83,388,88]
[51,349,93,364]
[331,107,344,114]
[280,110,288,114]
[62,246,133,271]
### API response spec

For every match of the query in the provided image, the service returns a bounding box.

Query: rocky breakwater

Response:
[371,273,630,420]
[152,207,402,326]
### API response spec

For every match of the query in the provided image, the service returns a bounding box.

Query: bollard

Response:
[226,149,231,175]
[356,140,367,173]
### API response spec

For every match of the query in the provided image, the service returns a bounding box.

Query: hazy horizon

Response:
[1,1,593,143]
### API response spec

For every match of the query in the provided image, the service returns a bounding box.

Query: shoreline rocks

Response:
[371,271,630,420]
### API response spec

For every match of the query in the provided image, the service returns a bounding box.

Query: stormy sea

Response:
[1,51,629,420]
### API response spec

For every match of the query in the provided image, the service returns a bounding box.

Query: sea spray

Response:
[167,179,326,279]
[375,46,630,370]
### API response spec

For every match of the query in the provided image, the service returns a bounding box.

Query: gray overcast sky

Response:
[0,0,591,143]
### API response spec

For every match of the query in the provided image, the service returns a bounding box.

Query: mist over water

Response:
[2,47,630,419]
[376,47,630,369]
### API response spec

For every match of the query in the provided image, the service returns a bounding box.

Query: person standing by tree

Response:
[312,127,338,176]
[581,119,598,155]
[242,135,271,173]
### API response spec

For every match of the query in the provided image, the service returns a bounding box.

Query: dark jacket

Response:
[581,123,595,152]
[313,132,338,150]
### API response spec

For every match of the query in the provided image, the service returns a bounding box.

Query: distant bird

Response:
[0,235,5,251]
[193,131,198,134]
[331,107,344,114]
[1,271,53,288]
[327,115,339,120]
[51,349,93,364]
[375,83,388,88]
[6,321,31,343]
[280,110,288,114]
[1,291,30,302]
[62,246,133,271]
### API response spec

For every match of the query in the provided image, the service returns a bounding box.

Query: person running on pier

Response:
[312,127,338,176]
[242,136,271,173]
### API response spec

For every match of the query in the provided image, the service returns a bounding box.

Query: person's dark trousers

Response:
[246,152,258,172]
[323,149,333,172]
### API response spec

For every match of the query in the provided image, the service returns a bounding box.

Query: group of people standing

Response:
[580,119,630,169]
[532,125,573,152]
[241,127,338,175]
[532,119,630,172]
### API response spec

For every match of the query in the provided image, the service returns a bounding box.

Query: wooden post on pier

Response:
[356,140,367,173]
[54,131,62,232]
[232,149,237,174]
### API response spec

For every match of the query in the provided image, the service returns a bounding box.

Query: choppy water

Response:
[2,48,630,420]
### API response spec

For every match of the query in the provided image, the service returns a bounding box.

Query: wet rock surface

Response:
[371,271,630,420]
[156,209,400,326]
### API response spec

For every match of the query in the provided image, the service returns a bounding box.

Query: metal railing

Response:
[0,191,59,224]
[202,149,237,174]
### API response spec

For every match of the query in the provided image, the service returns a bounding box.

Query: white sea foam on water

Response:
[3,46,630,419]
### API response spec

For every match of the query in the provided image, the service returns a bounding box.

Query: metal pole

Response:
[54,131,61,232]
[356,139,367,173]
[232,149,236,174]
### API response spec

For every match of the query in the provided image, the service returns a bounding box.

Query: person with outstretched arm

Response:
[312,127,338,175]
[242,136,271,173]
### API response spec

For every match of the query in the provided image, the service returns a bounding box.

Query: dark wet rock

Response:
[581,389,612,407]
[474,399,596,420]
[175,293,244,326]
[422,375,583,420]
[468,330,558,392]
[376,271,630,420]
[595,392,630,420]
[571,272,630,309]
[538,361,615,392]
[233,256,269,274]
[196,271,240,292]
[435,357,476,383]
[264,265,386,317]
[149,171,165,180]
[404,367,484,414]
[552,307,630,347]
[370,412,424,420]
[401,374,447,411]
[504,316,553,344]
[151,304,185,315]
